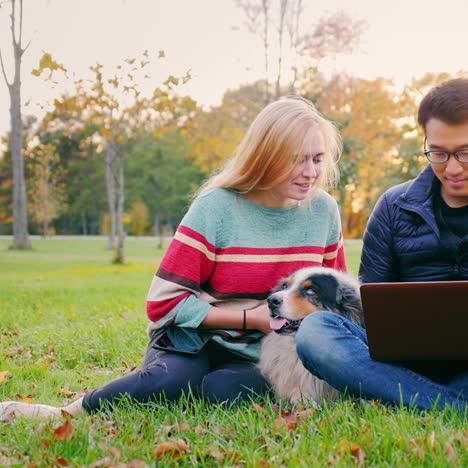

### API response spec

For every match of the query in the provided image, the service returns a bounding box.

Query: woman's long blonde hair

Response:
[196,96,341,199]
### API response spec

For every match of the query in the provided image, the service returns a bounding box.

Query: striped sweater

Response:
[147,188,347,360]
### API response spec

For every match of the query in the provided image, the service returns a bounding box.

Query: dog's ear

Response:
[309,274,340,308]
[337,282,364,326]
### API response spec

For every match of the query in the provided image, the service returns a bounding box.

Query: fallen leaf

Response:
[16,393,34,403]
[195,424,208,434]
[273,415,297,432]
[254,460,270,467]
[445,442,456,461]
[59,387,76,398]
[176,438,190,453]
[172,422,191,432]
[252,403,266,414]
[427,431,436,449]
[55,455,69,466]
[127,460,149,467]
[297,408,317,419]
[0,371,12,384]
[350,443,367,464]
[88,456,112,467]
[54,420,75,441]
[203,448,226,462]
[154,439,190,458]
[108,447,121,460]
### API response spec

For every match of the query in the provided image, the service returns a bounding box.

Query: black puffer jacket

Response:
[359,165,468,283]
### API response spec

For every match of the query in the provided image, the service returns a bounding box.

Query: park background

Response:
[1,2,467,465]
[1,0,467,257]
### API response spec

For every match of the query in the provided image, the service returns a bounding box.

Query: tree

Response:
[126,131,205,247]
[300,11,367,60]
[0,0,31,248]
[36,51,193,262]
[39,124,105,235]
[235,1,367,100]
[315,75,410,238]
[27,143,66,236]
[187,81,265,174]
[236,0,271,103]
[130,199,149,236]
[0,136,13,232]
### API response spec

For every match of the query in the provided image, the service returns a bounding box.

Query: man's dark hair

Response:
[418,78,468,131]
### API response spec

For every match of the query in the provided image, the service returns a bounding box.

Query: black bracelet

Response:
[243,309,247,331]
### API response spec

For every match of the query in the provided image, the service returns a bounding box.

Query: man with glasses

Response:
[295,78,468,412]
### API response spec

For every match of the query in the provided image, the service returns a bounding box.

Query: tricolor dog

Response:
[257,266,364,403]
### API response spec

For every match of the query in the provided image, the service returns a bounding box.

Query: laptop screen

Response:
[360,281,468,361]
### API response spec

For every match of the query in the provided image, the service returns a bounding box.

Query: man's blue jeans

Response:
[296,311,468,412]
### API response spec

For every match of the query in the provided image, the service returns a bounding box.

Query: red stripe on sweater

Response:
[209,260,323,294]
[323,245,347,271]
[160,239,214,284]
[178,225,216,253]
[146,292,191,322]
[324,239,341,253]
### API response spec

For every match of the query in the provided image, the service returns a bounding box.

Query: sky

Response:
[0,0,467,139]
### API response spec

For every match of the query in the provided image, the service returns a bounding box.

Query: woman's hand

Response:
[201,303,273,334]
[246,303,273,334]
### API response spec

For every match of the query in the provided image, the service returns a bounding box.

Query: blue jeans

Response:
[83,338,271,413]
[296,312,468,412]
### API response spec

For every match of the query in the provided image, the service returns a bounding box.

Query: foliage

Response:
[27,143,66,236]
[126,131,205,232]
[0,138,13,232]
[0,239,466,466]
[314,74,419,238]
[187,82,265,174]
[2,49,467,241]
[33,49,195,261]
[130,199,150,236]
[39,125,106,235]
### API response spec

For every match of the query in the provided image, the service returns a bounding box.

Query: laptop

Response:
[360,281,468,361]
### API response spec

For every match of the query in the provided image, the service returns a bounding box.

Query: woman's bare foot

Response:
[0,397,84,421]
[61,397,84,417]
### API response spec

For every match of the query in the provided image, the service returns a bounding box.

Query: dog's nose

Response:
[267,295,283,310]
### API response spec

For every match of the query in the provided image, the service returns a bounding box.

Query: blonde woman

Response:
[1,97,347,419]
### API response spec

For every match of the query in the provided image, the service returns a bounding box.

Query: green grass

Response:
[0,238,466,467]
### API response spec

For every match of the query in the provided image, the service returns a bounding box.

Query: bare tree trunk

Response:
[105,141,116,249]
[1,0,31,249]
[287,0,302,94]
[114,153,125,264]
[81,211,87,235]
[236,1,271,104]
[262,0,270,104]
[275,0,289,100]
[154,207,164,249]
[10,84,30,247]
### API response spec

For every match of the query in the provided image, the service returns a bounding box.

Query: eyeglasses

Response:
[424,150,468,164]
[423,138,468,164]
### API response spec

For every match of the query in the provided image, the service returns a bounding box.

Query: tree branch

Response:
[0,49,12,88]
[21,37,32,56]
[18,0,23,47]
[10,0,18,47]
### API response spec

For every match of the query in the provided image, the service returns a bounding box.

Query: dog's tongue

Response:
[270,317,288,330]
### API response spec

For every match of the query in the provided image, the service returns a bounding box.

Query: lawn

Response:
[0,238,466,467]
